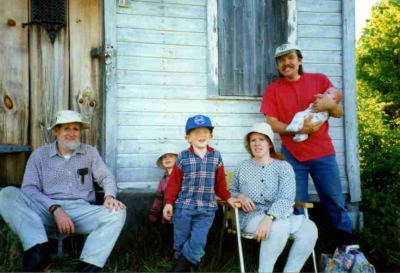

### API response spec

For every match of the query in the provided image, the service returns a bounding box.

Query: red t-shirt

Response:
[260,73,335,162]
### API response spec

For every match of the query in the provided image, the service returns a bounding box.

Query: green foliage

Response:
[357,0,400,118]
[357,82,400,191]
[357,1,400,270]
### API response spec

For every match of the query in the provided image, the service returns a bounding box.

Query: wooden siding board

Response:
[303,64,342,77]
[118,125,343,141]
[207,0,219,96]
[117,112,266,126]
[118,85,207,99]
[117,28,207,46]
[117,57,207,73]
[298,25,342,38]
[116,112,343,126]
[117,139,345,154]
[299,38,342,51]
[327,77,342,88]
[242,0,257,96]
[130,0,206,6]
[0,0,29,186]
[298,12,341,26]
[117,71,207,86]
[104,0,118,174]
[302,50,342,64]
[117,14,206,32]
[118,99,261,113]
[217,0,234,96]
[118,42,207,59]
[118,152,346,169]
[342,0,361,202]
[297,0,341,13]
[117,165,347,182]
[118,1,206,19]
[29,27,69,150]
[69,0,102,148]
[232,0,245,96]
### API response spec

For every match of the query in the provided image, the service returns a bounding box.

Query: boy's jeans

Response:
[281,146,353,233]
[173,208,215,264]
[0,187,126,267]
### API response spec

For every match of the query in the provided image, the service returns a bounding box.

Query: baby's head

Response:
[157,152,178,173]
[324,88,343,104]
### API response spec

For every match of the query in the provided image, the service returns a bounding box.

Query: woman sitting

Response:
[229,123,318,272]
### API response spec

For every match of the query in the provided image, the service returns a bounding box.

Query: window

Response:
[209,0,293,97]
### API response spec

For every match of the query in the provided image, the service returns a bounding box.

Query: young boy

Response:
[163,114,239,272]
[286,87,343,142]
[149,152,178,223]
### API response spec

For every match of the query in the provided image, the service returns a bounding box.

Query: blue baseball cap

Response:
[185,115,214,135]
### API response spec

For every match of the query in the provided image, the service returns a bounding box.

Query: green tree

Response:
[357,0,400,120]
[356,1,400,270]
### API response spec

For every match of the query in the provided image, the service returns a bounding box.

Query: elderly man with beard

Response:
[0,110,126,272]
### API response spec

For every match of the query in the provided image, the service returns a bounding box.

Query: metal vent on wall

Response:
[23,0,67,43]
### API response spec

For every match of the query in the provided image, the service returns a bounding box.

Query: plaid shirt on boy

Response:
[165,146,231,211]
[149,173,171,223]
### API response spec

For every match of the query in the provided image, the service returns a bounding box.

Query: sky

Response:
[355,0,382,39]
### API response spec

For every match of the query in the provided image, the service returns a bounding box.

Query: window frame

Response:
[206,0,298,99]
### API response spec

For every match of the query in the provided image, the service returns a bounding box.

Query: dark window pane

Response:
[218,0,289,96]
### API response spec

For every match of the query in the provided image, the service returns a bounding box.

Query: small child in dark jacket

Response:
[149,152,178,223]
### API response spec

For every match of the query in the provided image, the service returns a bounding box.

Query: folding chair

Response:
[218,173,318,273]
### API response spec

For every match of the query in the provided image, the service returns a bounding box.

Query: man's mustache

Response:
[282,64,294,70]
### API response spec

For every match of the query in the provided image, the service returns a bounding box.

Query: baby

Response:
[286,87,343,142]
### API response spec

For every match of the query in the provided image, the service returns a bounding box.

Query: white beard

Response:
[57,137,81,151]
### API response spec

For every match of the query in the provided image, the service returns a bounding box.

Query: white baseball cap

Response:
[48,110,90,130]
[274,43,301,58]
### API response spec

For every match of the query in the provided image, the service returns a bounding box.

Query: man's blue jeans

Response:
[281,146,352,233]
[173,208,215,264]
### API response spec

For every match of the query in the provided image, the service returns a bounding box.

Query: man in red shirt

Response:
[260,44,353,244]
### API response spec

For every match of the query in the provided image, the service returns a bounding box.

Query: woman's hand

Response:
[254,216,273,242]
[237,194,256,212]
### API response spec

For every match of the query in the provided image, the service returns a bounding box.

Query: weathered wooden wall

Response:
[70,0,102,148]
[0,0,102,187]
[0,0,29,186]
[29,0,102,151]
[29,1,70,150]
[111,0,349,197]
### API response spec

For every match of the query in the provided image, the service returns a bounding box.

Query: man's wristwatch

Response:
[265,213,276,221]
[49,205,61,215]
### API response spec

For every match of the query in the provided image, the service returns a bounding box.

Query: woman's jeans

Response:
[244,214,318,273]
[173,208,215,264]
[281,146,353,233]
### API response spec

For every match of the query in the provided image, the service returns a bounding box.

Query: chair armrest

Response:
[217,200,242,208]
[294,202,314,209]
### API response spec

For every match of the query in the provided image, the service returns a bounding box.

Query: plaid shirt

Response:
[21,141,117,210]
[165,146,231,211]
[149,173,172,223]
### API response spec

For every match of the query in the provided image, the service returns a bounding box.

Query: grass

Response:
[0,205,384,272]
